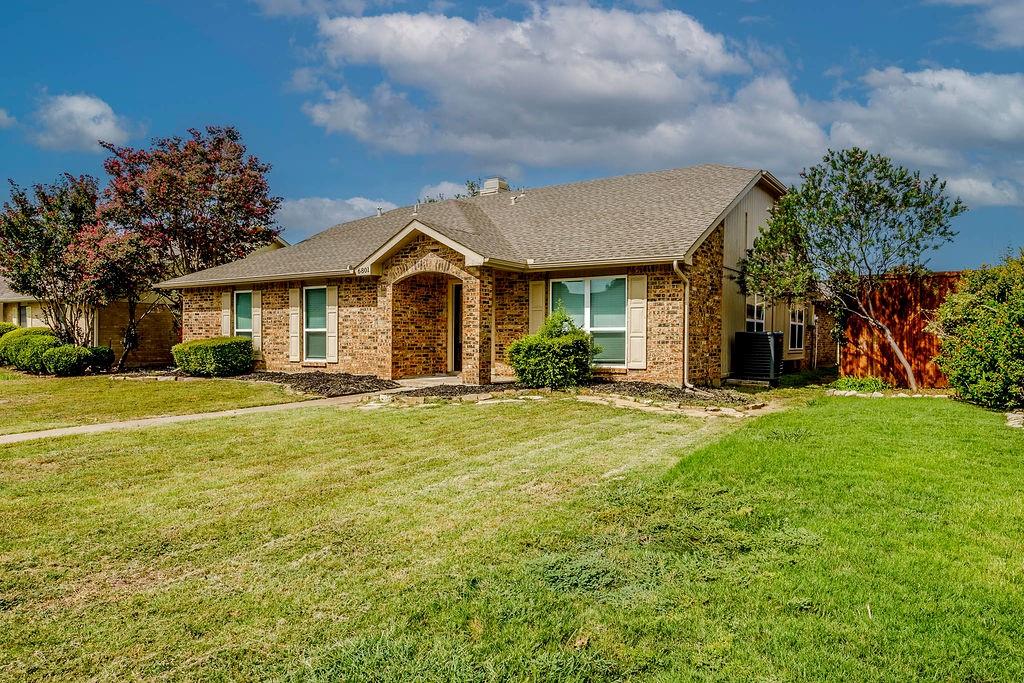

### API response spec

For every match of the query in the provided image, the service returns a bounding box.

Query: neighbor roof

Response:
[158,164,785,288]
[0,278,34,303]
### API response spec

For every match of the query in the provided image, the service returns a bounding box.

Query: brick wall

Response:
[686,225,724,386]
[391,273,449,377]
[181,288,222,341]
[493,270,530,377]
[95,301,177,368]
[178,229,727,387]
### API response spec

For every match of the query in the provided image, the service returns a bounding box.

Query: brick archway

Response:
[379,234,494,384]
[390,271,462,379]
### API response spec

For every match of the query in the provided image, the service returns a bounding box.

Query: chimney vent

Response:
[480,177,510,195]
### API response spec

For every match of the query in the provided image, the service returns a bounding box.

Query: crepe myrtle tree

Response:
[0,175,112,346]
[99,126,281,328]
[740,148,966,391]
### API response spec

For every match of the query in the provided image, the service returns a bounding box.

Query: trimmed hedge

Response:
[172,336,254,377]
[14,334,62,373]
[0,327,56,366]
[42,345,92,376]
[87,346,115,373]
[507,309,600,389]
[0,322,16,339]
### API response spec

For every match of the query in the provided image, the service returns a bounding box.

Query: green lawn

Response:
[1,396,1022,681]
[0,370,302,435]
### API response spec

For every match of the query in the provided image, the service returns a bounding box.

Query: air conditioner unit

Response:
[735,331,784,384]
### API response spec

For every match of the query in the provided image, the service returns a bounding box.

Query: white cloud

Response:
[0,108,15,128]
[31,93,134,152]
[277,196,398,241]
[419,180,466,200]
[289,3,1024,208]
[826,67,1024,205]
[303,5,758,163]
[932,0,1024,48]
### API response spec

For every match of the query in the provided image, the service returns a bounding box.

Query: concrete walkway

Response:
[0,389,404,446]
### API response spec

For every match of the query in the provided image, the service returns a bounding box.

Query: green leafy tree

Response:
[929,251,1024,409]
[741,148,966,391]
[0,175,110,346]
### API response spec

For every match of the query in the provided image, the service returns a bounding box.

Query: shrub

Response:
[830,375,891,393]
[14,334,62,373]
[172,336,254,377]
[0,327,56,366]
[42,345,92,376]
[931,252,1024,409]
[507,309,600,389]
[0,322,16,339]
[86,346,115,373]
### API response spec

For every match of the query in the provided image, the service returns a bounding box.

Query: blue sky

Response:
[1,0,1022,269]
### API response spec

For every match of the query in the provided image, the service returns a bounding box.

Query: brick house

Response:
[0,278,178,368]
[160,165,836,386]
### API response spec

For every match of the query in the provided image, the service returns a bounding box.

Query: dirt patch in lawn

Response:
[585,380,755,406]
[239,371,400,397]
[400,379,756,407]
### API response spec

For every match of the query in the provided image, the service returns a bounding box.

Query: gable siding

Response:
[720,184,777,375]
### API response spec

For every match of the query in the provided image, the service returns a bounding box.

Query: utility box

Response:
[735,331,784,384]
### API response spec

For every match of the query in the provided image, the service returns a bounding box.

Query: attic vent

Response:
[480,177,510,195]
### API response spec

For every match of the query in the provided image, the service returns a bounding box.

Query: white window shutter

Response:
[326,285,339,363]
[528,281,546,333]
[626,274,647,369]
[288,288,301,361]
[220,291,232,336]
[251,290,263,356]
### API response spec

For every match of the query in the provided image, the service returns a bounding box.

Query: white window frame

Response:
[233,290,252,338]
[746,294,765,333]
[789,306,805,350]
[303,286,328,362]
[549,275,627,368]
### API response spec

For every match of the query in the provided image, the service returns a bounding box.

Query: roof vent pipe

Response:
[376,206,383,217]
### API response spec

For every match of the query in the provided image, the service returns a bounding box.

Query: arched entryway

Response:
[391,271,464,379]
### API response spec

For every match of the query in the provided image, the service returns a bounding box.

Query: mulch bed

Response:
[238,371,400,397]
[401,379,755,406]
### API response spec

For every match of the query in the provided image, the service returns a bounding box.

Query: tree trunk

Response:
[116,299,140,372]
[878,322,918,392]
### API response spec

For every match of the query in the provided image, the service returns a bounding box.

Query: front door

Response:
[451,283,463,372]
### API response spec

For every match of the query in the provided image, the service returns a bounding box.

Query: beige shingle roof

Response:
[158,164,782,288]
[0,278,35,303]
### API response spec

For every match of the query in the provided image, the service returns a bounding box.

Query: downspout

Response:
[672,259,696,389]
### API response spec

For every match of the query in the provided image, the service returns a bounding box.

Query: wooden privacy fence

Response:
[840,272,961,388]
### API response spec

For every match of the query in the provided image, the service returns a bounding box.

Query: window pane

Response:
[236,330,253,339]
[590,277,625,328]
[305,288,327,329]
[592,331,626,365]
[235,292,252,331]
[306,331,327,359]
[551,280,584,326]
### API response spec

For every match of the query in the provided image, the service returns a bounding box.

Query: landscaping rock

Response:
[1006,413,1024,429]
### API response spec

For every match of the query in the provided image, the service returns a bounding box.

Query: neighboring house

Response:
[160,165,835,386]
[841,272,960,388]
[0,278,179,367]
